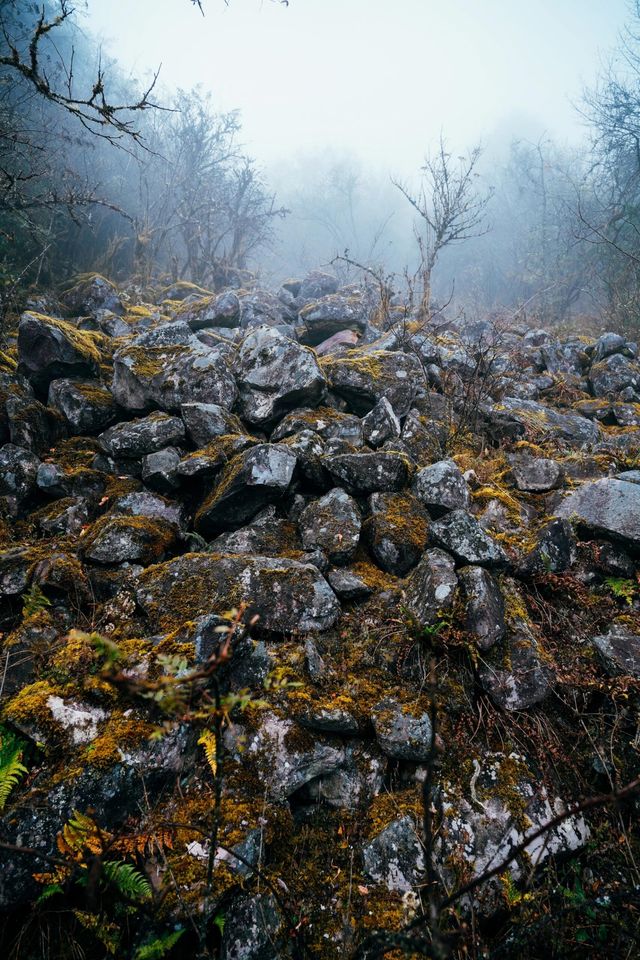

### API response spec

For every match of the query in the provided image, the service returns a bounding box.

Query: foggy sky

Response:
[87,0,628,175]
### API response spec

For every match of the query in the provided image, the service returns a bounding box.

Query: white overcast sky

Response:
[87,0,629,175]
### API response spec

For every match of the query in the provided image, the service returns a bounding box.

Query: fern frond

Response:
[198,730,218,777]
[73,910,120,954]
[36,883,65,903]
[134,929,184,959]
[58,809,106,859]
[102,860,152,901]
[0,728,28,812]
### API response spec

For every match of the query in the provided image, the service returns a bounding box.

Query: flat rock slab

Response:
[556,478,640,549]
[135,552,341,633]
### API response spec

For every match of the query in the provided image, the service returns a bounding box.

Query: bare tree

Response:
[393,137,493,317]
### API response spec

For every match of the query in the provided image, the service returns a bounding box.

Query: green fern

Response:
[36,883,64,903]
[102,860,152,901]
[134,930,184,959]
[603,577,637,605]
[0,726,28,812]
[21,583,51,619]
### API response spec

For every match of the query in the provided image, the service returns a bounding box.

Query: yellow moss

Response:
[0,349,17,371]
[3,679,64,730]
[83,710,153,769]
[366,789,422,839]
[118,343,187,380]
[71,381,114,406]
[320,350,385,381]
[363,493,428,550]
[23,313,107,364]
[82,514,176,563]
[350,560,400,592]
[473,485,523,523]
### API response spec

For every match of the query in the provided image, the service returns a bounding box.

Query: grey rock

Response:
[414,459,471,515]
[325,349,422,416]
[99,413,185,459]
[234,325,326,426]
[0,444,40,504]
[48,378,117,435]
[478,627,554,710]
[364,491,428,576]
[371,697,434,761]
[209,506,299,557]
[326,567,373,600]
[271,406,363,446]
[305,744,386,809]
[110,490,184,530]
[220,894,284,960]
[112,336,236,414]
[178,291,241,330]
[362,397,401,448]
[488,397,600,445]
[362,816,424,892]
[17,312,101,392]
[324,451,410,494]
[508,453,564,492]
[136,552,341,634]
[82,515,176,565]
[556,478,640,549]
[459,566,505,650]
[60,274,123,316]
[429,510,508,568]
[592,626,640,678]
[404,548,458,626]
[592,331,627,363]
[141,446,181,493]
[296,292,368,346]
[299,488,361,563]
[36,462,69,498]
[589,354,640,399]
[180,401,243,447]
[518,518,577,575]
[194,443,297,536]
[298,271,339,301]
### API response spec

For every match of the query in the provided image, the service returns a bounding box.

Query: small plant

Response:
[21,582,51,619]
[0,725,28,812]
[603,577,637,605]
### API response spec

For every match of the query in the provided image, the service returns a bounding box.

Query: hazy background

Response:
[87,0,627,171]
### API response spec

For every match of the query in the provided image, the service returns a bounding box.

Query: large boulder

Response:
[507,452,564,493]
[234,325,326,426]
[136,552,341,633]
[48,378,117,435]
[112,335,236,413]
[404,548,458,626]
[488,397,600,445]
[194,443,297,537]
[298,488,361,564]
[414,459,471,515]
[322,350,422,416]
[296,293,368,346]
[429,510,508,568]
[18,313,102,392]
[180,402,243,447]
[589,353,640,399]
[99,413,185,459]
[556,478,640,550]
[362,816,425,893]
[323,451,410,494]
[363,491,429,576]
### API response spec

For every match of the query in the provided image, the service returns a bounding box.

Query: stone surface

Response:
[48,378,117,435]
[18,313,101,392]
[429,510,508,568]
[414,459,471,515]
[136,552,341,633]
[362,816,425,893]
[194,443,297,537]
[361,396,402,448]
[363,491,429,576]
[508,453,564,492]
[404,548,458,627]
[323,350,422,416]
[299,487,361,563]
[371,697,434,761]
[234,325,326,426]
[323,451,410,494]
[99,413,185,459]
[458,566,506,650]
[592,626,640,678]
[556,478,640,549]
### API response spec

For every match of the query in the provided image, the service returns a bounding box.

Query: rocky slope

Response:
[0,271,639,959]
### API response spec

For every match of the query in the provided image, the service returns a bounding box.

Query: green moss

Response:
[23,313,107,364]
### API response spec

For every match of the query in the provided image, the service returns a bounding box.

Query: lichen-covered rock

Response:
[326,566,373,600]
[99,412,185,460]
[371,697,434,760]
[517,518,577,575]
[194,443,297,536]
[296,292,368,346]
[589,353,640,399]
[304,743,385,809]
[180,401,243,447]
[556,478,640,549]
[6,393,64,452]
[82,514,176,565]
[414,458,471,515]
[48,378,117,435]
[458,565,505,650]
[322,350,422,416]
[109,490,185,530]
[210,506,299,557]
[437,754,589,911]
[592,625,640,677]
[234,325,326,426]
[140,446,181,493]
[299,487,361,563]
[429,510,508,568]
[507,452,564,492]
[136,552,341,633]
[271,406,364,446]
[112,336,236,413]
[0,443,40,505]
[362,816,425,892]
[17,313,102,392]
[362,396,401,448]
[363,491,429,576]
[177,291,241,330]
[488,397,600,445]
[219,894,284,960]
[323,450,410,494]
[404,547,458,627]
[478,626,554,710]
[60,273,123,316]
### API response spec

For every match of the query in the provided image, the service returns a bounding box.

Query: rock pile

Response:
[0,270,639,956]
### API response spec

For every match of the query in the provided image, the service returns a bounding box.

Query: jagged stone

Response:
[136,552,340,633]
[180,402,243,447]
[82,514,176,565]
[304,743,385,809]
[556,478,640,549]
[371,697,434,761]
[219,894,284,960]
[404,547,458,626]
[271,406,363,445]
[0,444,40,505]
[414,458,471,515]
[362,816,424,892]
[234,325,326,426]
[140,446,181,493]
[363,491,428,576]
[458,565,505,650]
[194,443,297,536]
[326,566,373,600]
[323,450,410,494]
[429,510,508,568]
[362,397,401,448]
[99,413,185,459]
[60,274,123,316]
[589,353,640,399]
[299,488,361,564]
[323,349,422,416]
[17,313,101,392]
[48,378,117,435]
[507,452,564,492]
[517,518,577,575]
[296,293,368,346]
[592,626,640,678]
[478,626,555,710]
